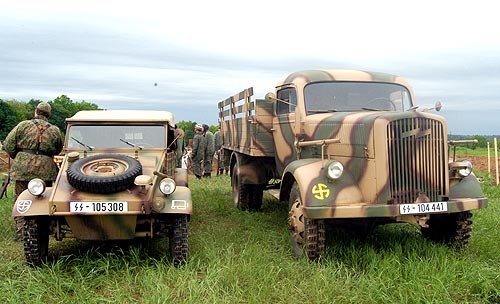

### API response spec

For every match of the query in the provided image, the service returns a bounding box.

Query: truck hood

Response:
[302,111,446,159]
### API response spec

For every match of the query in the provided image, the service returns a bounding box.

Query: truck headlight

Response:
[326,160,343,180]
[28,178,46,196]
[449,159,473,178]
[457,160,473,177]
[159,178,176,195]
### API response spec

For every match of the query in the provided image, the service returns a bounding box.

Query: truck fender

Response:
[449,173,485,199]
[282,159,364,207]
[12,188,52,217]
[230,152,268,185]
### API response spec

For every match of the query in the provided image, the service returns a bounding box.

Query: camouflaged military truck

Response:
[12,110,191,266]
[218,69,488,260]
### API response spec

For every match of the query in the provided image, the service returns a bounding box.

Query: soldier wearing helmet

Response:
[3,102,63,239]
[190,124,205,179]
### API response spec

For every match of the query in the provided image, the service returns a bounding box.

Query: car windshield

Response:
[304,82,412,114]
[67,124,166,149]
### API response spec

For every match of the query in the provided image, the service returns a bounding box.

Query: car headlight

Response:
[28,178,46,196]
[159,178,176,195]
[457,160,473,177]
[326,160,343,180]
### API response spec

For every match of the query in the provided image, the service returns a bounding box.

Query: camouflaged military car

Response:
[12,110,191,266]
[218,69,488,260]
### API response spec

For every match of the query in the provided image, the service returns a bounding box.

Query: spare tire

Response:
[67,153,142,194]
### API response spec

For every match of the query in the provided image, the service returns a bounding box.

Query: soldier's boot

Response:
[203,173,211,178]
[195,174,202,179]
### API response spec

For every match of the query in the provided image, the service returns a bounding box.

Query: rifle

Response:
[0,142,11,198]
[0,173,10,199]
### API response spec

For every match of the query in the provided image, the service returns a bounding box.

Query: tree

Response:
[0,100,19,140]
[465,135,487,149]
[49,95,99,132]
[5,99,32,121]
[176,121,197,148]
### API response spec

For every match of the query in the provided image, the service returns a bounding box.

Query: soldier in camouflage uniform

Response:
[202,124,215,178]
[190,124,205,179]
[3,102,63,239]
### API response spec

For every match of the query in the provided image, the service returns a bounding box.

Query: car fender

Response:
[283,159,364,207]
[12,188,52,217]
[153,186,193,214]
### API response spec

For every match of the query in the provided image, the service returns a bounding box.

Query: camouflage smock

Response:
[3,116,63,181]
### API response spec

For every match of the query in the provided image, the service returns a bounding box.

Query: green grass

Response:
[453,146,495,157]
[0,175,499,303]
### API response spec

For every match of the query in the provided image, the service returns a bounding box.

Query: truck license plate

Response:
[400,202,447,215]
[70,201,128,213]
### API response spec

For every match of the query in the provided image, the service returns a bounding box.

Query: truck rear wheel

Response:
[288,182,325,260]
[169,214,188,267]
[231,161,263,211]
[421,211,472,247]
[23,216,49,266]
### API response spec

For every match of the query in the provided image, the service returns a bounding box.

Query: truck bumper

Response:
[303,197,488,219]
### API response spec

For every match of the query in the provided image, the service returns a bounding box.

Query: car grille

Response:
[387,117,447,204]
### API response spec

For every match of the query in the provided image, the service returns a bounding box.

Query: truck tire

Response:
[231,162,263,211]
[421,211,472,247]
[231,165,250,210]
[23,216,49,266]
[288,182,325,260]
[67,153,142,194]
[169,214,188,267]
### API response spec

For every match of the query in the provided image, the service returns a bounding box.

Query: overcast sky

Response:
[1,0,499,135]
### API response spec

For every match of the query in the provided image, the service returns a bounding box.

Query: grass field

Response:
[0,174,499,303]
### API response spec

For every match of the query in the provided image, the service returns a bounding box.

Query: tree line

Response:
[0,95,100,140]
[0,96,218,148]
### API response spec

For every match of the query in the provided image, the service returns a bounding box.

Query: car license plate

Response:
[400,202,447,215]
[70,201,128,213]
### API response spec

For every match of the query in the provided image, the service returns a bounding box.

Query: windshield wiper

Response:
[361,107,390,111]
[308,109,338,113]
[71,137,94,150]
[120,138,143,150]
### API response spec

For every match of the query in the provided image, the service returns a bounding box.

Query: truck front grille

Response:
[387,117,447,204]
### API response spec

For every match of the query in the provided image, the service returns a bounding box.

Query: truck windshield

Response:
[304,82,412,114]
[66,124,166,149]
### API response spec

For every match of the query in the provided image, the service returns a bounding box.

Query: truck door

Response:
[272,87,298,174]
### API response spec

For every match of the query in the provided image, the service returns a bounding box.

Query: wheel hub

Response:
[288,198,305,246]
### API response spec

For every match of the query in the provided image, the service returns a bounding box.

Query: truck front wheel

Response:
[288,182,325,260]
[421,211,472,247]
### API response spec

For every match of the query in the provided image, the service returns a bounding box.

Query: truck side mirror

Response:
[265,92,276,104]
[435,101,442,112]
